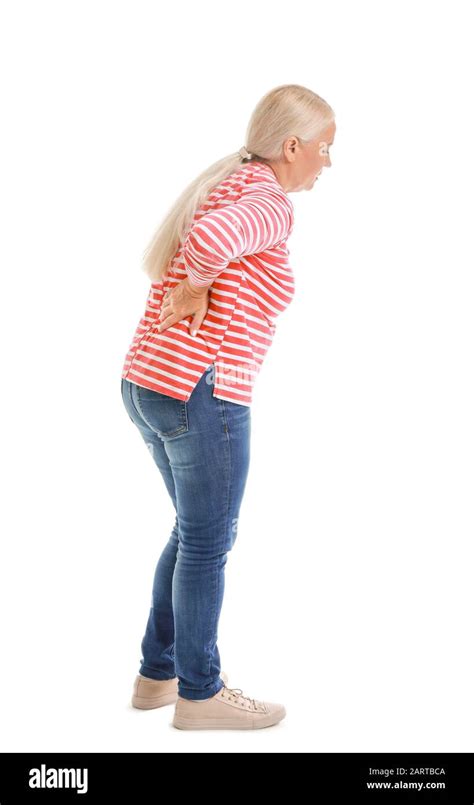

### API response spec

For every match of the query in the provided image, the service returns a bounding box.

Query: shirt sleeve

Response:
[181,186,294,287]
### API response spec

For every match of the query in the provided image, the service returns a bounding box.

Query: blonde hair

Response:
[142,83,335,282]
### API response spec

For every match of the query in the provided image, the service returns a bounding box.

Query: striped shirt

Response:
[121,160,295,406]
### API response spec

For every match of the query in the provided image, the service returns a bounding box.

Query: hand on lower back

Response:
[157,277,211,336]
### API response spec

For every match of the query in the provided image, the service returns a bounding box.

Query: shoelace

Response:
[222,685,260,711]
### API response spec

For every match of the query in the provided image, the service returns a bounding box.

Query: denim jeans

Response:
[120,365,251,700]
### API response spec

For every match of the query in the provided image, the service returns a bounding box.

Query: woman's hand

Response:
[157,276,211,337]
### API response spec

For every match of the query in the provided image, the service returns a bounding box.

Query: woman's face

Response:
[299,121,336,189]
[272,120,336,192]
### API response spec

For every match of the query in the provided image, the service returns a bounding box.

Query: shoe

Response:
[172,684,286,730]
[131,675,178,709]
[131,671,228,710]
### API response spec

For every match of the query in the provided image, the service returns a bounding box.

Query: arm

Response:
[182,188,294,287]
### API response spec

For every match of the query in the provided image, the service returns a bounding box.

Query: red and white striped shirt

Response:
[121,160,295,406]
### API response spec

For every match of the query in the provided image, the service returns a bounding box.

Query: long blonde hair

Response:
[142,83,335,282]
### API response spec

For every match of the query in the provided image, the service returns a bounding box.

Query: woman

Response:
[121,83,336,730]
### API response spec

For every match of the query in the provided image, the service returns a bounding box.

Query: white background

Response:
[1,0,473,754]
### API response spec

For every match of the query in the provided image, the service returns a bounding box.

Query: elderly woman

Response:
[121,83,336,730]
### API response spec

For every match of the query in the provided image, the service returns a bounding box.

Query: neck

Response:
[264,161,291,193]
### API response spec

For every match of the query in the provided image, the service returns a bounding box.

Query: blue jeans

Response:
[120,365,251,700]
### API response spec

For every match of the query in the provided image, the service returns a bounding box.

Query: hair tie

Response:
[238,146,252,160]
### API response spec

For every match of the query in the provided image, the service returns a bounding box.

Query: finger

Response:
[157,313,180,332]
[190,314,204,337]
[159,301,172,321]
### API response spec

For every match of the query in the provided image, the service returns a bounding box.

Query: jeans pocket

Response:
[135,384,189,440]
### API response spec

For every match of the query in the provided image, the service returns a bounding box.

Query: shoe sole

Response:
[132,692,178,709]
[172,707,286,730]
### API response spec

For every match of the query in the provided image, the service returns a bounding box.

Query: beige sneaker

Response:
[131,675,179,709]
[172,684,286,730]
[131,671,228,710]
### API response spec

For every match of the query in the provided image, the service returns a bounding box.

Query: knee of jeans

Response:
[220,516,240,553]
[228,516,240,550]
[175,515,241,562]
